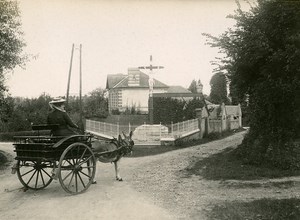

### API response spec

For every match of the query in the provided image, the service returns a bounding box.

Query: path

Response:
[1,131,299,219]
[0,144,175,220]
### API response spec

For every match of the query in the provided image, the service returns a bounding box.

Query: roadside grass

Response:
[0,150,12,173]
[184,147,300,180]
[207,198,300,220]
[0,150,8,166]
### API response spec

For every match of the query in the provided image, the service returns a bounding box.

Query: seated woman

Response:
[47,97,79,136]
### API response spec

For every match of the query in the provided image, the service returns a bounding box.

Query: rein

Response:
[92,134,134,159]
[112,137,133,155]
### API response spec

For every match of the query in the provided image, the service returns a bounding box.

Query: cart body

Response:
[12,124,96,194]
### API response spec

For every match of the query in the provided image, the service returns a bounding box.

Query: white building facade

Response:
[106,68,169,113]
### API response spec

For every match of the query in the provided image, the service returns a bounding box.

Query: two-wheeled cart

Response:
[12,124,98,195]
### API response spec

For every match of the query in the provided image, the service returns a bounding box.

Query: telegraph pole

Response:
[66,44,74,107]
[79,44,84,132]
[65,43,84,132]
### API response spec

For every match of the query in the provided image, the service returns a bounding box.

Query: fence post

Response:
[144,122,146,142]
[171,122,173,136]
[110,123,112,136]
[160,122,162,139]
[129,122,131,133]
[117,122,119,135]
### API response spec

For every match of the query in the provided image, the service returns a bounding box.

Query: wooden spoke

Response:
[58,143,96,195]
[79,170,91,179]
[62,170,73,182]
[77,173,86,188]
[17,160,53,190]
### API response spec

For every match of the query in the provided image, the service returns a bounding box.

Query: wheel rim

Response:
[17,160,53,190]
[58,143,96,194]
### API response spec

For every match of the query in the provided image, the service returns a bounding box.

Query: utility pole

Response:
[66,43,74,108]
[79,44,84,132]
[65,43,84,132]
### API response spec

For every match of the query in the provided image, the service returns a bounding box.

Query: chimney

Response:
[128,68,140,87]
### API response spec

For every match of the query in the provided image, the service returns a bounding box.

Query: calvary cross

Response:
[138,55,164,71]
[138,55,164,97]
[138,55,164,124]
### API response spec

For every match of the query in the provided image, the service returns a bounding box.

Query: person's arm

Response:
[47,114,52,125]
[63,112,79,128]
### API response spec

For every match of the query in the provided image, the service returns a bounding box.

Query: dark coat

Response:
[47,109,78,136]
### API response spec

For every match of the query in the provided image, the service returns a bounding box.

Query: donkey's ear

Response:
[118,134,122,142]
[129,131,133,138]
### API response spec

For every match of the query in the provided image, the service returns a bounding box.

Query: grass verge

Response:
[0,150,8,166]
[207,198,300,220]
[184,147,300,180]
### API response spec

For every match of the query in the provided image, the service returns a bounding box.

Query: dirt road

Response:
[0,143,175,220]
[1,131,299,220]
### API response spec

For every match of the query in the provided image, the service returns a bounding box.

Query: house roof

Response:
[225,105,241,115]
[206,104,241,119]
[106,74,127,89]
[166,86,191,93]
[205,100,213,105]
[106,71,168,89]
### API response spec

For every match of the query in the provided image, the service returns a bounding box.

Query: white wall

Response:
[121,88,167,112]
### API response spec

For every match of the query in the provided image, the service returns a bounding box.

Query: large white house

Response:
[106,67,191,113]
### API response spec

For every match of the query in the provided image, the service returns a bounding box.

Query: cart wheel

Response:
[17,160,54,190]
[58,143,96,194]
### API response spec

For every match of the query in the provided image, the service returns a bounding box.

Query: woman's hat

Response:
[49,97,66,105]
[49,97,66,112]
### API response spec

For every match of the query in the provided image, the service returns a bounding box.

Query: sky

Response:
[6,0,251,98]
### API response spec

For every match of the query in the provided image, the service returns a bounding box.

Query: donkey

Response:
[92,131,134,181]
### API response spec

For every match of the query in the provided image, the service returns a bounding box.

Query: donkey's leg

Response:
[114,160,123,181]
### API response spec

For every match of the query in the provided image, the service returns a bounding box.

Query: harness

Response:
[92,135,134,162]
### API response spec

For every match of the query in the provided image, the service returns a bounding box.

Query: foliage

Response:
[183,97,204,120]
[0,0,27,102]
[97,114,148,125]
[185,141,300,181]
[153,97,185,124]
[0,89,108,133]
[209,72,229,104]
[0,94,52,132]
[204,0,300,169]
[82,87,108,118]
[208,198,300,220]
[111,108,121,115]
[188,79,198,93]
[188,79,204,94]
[153,97,204,124]
[123,105,141,115]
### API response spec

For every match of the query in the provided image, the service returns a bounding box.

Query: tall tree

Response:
[209,72,229,104]
[204,0,300,168]
[83,87,108,118]
[0,0,27,122]
[188,79,198,93]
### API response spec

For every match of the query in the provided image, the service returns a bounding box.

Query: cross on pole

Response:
[138,55,164,97]
[139,55,164,124]
[138,55,164,71]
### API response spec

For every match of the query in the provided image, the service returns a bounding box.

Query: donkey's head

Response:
[117,131,134,155]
